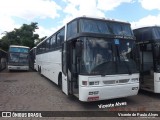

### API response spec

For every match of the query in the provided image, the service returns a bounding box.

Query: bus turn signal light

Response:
[82,81,88,85]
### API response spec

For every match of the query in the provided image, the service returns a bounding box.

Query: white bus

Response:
[133,26,160,93]
[36,16,139,102]
[8,45,30,71]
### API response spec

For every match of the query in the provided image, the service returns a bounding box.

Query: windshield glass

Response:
[9,47,29,53]
[9,53,29,64]
[80,19,133,36]
[80,37,138,75]
[153,27,160,40]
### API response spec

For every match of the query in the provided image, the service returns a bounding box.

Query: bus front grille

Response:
[118,79,129,83]
[103,80,116,84]
[103,79,129,85]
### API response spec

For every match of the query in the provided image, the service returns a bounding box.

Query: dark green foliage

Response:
[0,22,42,51]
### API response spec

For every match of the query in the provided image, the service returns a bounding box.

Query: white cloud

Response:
[0,15,20,38]
[97,0,134,11]
[64,3,79,16]
[35,25,63,38]
[64,0,105,19]
[131,14,160,29]
[0,0,61,20]
[0,0,61,38]
[63,0,134,25]
[132,0,160,29]
[63,0,81,6]
[139,0,160,10]
[35,26,53,38]
[62,0,106,27]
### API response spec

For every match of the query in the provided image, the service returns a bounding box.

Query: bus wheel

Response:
[38,66,41,75]
[38,66,40,72]
[39,67,42,75]
[58,73,62,89]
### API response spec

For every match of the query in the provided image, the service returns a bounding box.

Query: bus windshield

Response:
[9,47,29,64]
[9,53,28,63]
[9,47,29,53]
[80,37,138,75]
[80,19,133,36]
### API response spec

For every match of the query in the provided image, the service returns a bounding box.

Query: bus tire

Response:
[39,67,42,75]
[38,66,42,75]
[58,73,62,89]
[38,66,40,72]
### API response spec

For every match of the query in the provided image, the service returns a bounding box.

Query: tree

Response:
[0,22,40,51]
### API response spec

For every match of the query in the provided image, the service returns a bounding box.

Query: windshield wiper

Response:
[120,55,132,75]
[91,61,115,76]
[116,46,132,75]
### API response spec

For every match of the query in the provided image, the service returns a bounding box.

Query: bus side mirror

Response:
[76,41,82,57]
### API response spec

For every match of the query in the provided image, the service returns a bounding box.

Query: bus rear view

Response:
[8,45,29,71]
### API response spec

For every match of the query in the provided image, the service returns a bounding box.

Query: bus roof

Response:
[133,26,160,31]
[36,16,131,47]
[133,26,160,42]
[69,16,130,25]
[9,45,30,49]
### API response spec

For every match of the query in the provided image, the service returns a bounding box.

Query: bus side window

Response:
[57,28,65,48]
[42,41,46,53]
[46,39,50,51]
[67,21,77,39]
[39,44,42,54]
[51,35,56,50]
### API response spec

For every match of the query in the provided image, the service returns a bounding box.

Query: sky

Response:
[0,0,160,38]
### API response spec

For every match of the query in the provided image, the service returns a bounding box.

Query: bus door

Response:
[71,40,80,97]
[62,41,79,96]
[140,43,154,91]
[62,42,68,95]
[67,40,81,97]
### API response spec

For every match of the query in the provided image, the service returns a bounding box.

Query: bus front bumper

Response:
[8,65,29,70]
[79,83,139,102]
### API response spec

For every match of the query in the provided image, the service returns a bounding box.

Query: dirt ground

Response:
[0,69,160,120]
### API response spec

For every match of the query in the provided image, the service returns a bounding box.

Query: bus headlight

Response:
[82,81,88,86]
[89,81,99,85]
[131,78,139,82]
